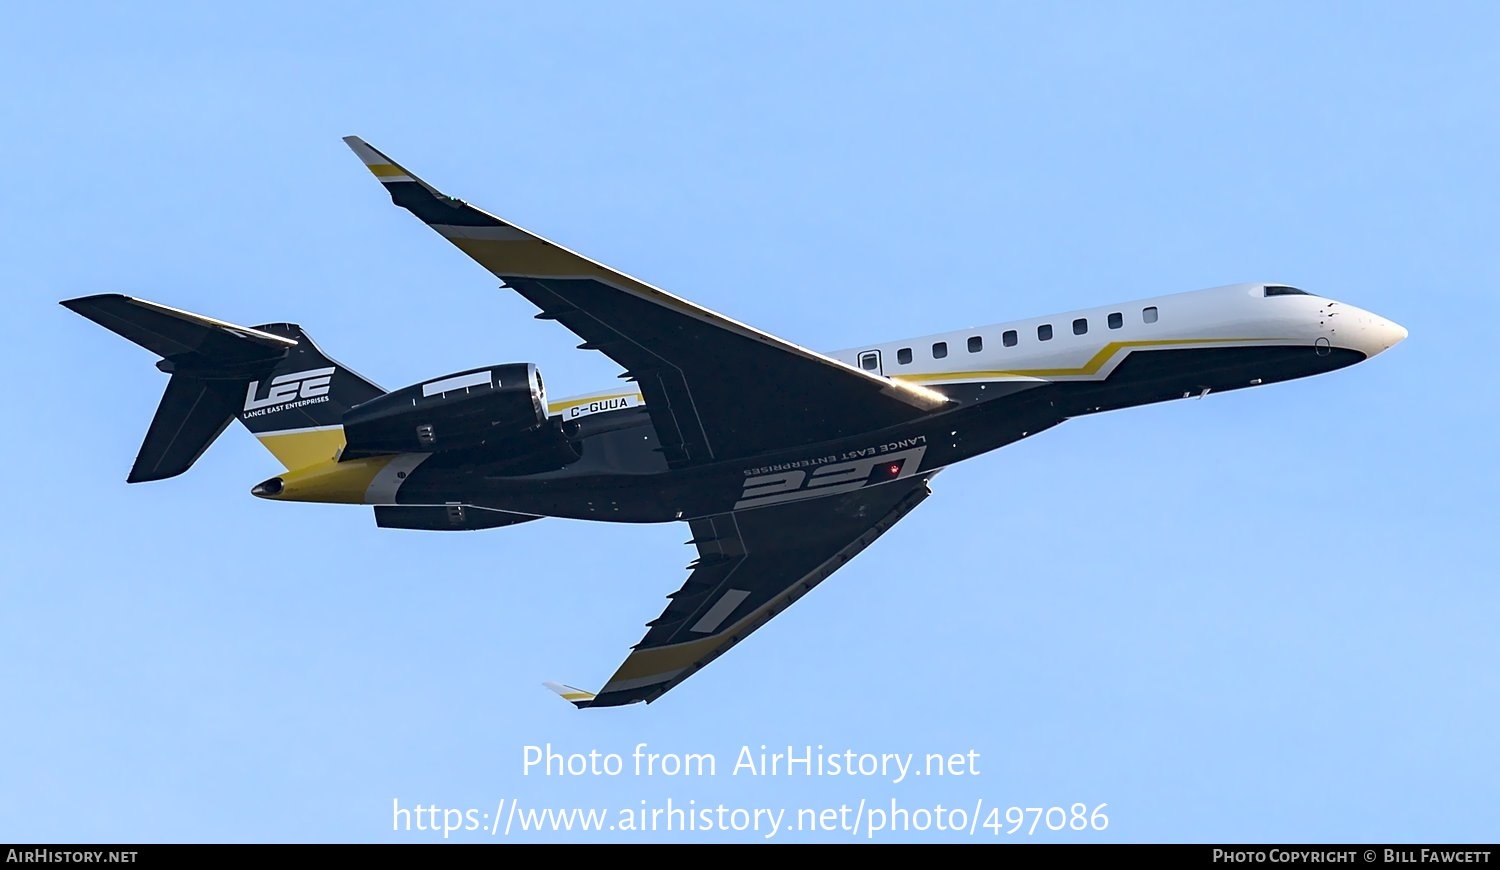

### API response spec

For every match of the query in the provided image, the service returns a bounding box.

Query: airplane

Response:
[61,137,1408,709]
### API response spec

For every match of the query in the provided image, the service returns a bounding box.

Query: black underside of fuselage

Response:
[393,344,1364,522]
[1053,344,1364,416]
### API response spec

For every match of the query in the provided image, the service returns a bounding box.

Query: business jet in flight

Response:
[62,138,1406,708]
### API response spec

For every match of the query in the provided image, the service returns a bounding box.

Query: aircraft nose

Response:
[1330,302,1407,359]
[1363,314,1408,357]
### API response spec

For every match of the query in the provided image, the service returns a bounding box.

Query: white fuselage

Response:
[547,283,1406,421]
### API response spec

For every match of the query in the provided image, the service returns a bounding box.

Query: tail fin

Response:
[126,374,247,482]
[62,294,383,480]
[233,322,383,470]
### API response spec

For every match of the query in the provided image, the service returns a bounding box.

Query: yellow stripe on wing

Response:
[597,591,804,693]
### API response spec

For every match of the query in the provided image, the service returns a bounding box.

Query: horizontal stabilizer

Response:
[61,294,294,374]
[374,504,542,531]
[63,294,303,482]
[543,681,597,709]
[64,293,387,479]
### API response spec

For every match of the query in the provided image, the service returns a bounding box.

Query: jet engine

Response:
[341,363,550,458]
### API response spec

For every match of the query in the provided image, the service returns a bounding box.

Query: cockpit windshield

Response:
[1264,285,1314,297]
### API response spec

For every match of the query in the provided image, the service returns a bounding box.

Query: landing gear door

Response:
[857,350,883,376]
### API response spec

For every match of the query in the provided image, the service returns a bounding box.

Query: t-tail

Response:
[61,294,384,481]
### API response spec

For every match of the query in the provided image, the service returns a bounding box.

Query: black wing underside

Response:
[342,137,948,468]
[341,137,946,708]
[553,476,933,708]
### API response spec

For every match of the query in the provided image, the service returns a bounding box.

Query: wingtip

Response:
[543,681,596,709]
[60,293,126,312]
[340,136,441,193]
[341,135,379,160]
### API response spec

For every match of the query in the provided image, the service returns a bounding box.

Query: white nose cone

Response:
[1365,315,1408,357]
[1336,303,1407,358]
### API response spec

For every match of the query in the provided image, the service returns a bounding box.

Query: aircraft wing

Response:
[343,137,948,467]
[547,475,933,708]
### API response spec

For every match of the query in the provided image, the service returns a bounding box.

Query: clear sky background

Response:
[2,2,1495,844]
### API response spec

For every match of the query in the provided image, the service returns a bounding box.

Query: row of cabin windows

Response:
[886,306,1159,367]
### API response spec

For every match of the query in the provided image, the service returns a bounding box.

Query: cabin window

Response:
[897,347,912,365]
[1108,312,1123,329]
[932,341,948,359]
[859,352,880,371]
[1073,318,1088,335]
[1037,324,1053,341]
[1002,329,1017,347]
[967,335,983,353]
[1143,306,1159,324]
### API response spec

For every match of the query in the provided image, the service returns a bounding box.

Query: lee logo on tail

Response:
[243,367,336,416]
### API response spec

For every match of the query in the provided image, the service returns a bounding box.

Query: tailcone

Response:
[251,477,284,498]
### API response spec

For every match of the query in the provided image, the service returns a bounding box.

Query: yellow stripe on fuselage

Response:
[891,337,1278,383]
[252,424,414,504]
[546,391,642,416]
[270,454,403,504]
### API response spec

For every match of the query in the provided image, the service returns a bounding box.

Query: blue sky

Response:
[2,2,1496,843]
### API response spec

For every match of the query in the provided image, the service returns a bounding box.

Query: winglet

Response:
[543,681,596,709]
[341,136,448,199]
[342,136,518,238]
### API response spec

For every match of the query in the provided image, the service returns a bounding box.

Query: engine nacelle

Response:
[341,363,548,458]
